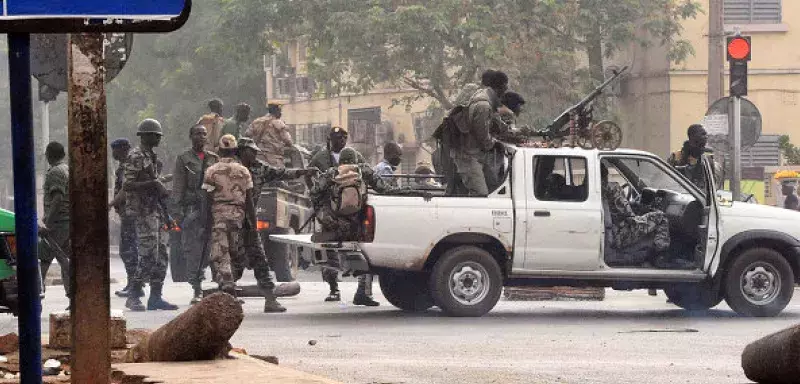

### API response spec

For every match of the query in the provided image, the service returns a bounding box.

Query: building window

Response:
[724,0,781,24]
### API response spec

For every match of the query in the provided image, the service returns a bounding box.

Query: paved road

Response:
[3,257,798,384]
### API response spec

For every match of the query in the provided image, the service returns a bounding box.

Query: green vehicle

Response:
[0,208,19,315]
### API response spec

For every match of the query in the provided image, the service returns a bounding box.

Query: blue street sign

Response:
[1,0,185,19]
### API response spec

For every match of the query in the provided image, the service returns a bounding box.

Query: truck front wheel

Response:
[429,246,503,317]
[378,271,434,312]
[723,248,794,317]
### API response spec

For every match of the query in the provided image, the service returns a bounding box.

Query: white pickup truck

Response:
[273,147,800,317]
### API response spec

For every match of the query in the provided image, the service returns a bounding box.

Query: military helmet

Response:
[137,119,163,136]
[338,147,361,165]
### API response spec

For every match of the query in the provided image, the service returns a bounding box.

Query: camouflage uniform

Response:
[124,147,169,286]
[40,160,71,296]
[114,161,138,282]
[172,149,219,289]
[603,182,670,252]
[450,87,500,196]
[203,157,253,292]
[232,159,307,290]
[245,115,293,168]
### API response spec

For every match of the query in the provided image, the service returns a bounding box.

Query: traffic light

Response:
[727,35,751,97]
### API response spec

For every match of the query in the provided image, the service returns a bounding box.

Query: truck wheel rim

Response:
[740,262,781,306]
[449,262,490,306]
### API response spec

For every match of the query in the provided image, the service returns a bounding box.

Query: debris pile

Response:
[741,323,800,383]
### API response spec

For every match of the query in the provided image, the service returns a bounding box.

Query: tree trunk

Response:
[125,293,244,363]
[741,324,800,383]
[586,24,605,84]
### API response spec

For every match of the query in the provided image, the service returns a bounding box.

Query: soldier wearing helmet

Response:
[122,119,179,312]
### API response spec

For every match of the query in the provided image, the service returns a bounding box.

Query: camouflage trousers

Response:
[181,206,210,287]
[317,207,361,287]
[611,211,670,252]
[209,204,245,291]
[452,153,488,196]
[39,220,71,297]
[119,215,139,280]
[132,213,169,286]
[231,227,276,291]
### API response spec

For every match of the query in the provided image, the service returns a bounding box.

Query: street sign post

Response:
[1,2,191,383]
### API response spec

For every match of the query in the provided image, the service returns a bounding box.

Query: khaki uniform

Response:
[245,115,293,168]
[668,144,722,191]
[172,149,219,287]
[198,113,226,153]
[203,158,253,291]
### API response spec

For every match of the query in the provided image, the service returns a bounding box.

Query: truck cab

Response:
[274,147,800,318]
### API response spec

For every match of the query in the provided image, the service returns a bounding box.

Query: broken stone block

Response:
[49,310,127,350]
[125,292,243,363]
[0,333,19,354]
[742,323,800,384]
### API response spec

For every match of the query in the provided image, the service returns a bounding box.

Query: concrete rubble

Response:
[741,323,800,384]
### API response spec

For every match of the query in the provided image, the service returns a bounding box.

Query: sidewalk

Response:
[111,353,344,384]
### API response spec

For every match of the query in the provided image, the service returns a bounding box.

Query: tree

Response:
[779,135,800,165]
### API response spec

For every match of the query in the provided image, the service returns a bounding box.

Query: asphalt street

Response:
[2,257,798,384]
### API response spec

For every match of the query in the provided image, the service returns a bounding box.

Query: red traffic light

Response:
[727,36,751,61]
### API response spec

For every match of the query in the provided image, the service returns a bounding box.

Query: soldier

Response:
[199,98,226,153]
[601,163,671,266]
[308,126,363,301]
[203,135,271,309]
[245,103,293,168]
[668,124,718,191]
[308,126,364,171]
[172,124,219,304]
[311,147,401,306]
[108,138,138,297]
[221,103,251,140]
[374,142,403,186]
[123,119,179,311]
[450,70,508,196]
[233,137,317,312]
[39,142,71,301]
[410,163,442,190]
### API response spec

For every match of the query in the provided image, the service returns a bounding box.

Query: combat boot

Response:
[263,290,287,313]
[324,290,341,302]
[114,281,132,298]
[147,283,179,311]
[190,284,203,305]
[124,283,146,312]
[353,292,380,306]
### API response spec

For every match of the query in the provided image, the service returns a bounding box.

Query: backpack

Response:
[331,164,367,216]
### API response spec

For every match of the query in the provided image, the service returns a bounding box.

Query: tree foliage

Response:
[779,135,800,165]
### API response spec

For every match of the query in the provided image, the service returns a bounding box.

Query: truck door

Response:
[523,155,603,271]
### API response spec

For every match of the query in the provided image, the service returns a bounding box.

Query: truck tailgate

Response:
[269,234,368,272]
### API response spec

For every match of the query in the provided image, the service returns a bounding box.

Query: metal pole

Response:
[732,96,742,201]
[7,33,43,384]
[708,0,725,107]
[68,33,110,384]
[41,101,50,149]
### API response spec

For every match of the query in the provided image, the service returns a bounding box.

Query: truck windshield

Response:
[611,158,691,195]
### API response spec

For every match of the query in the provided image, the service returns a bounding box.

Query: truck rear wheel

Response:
[723,248,794,317]
[429,246,503,317]
[664,284,722,311]
[378,271,434,312]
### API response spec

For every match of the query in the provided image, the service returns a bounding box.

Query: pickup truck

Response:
[273,147,800,318]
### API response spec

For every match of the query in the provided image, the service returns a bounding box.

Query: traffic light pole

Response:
[731,96,742,201]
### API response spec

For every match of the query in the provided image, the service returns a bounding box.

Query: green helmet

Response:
[137,119,163,136]
[338,147,362,165]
